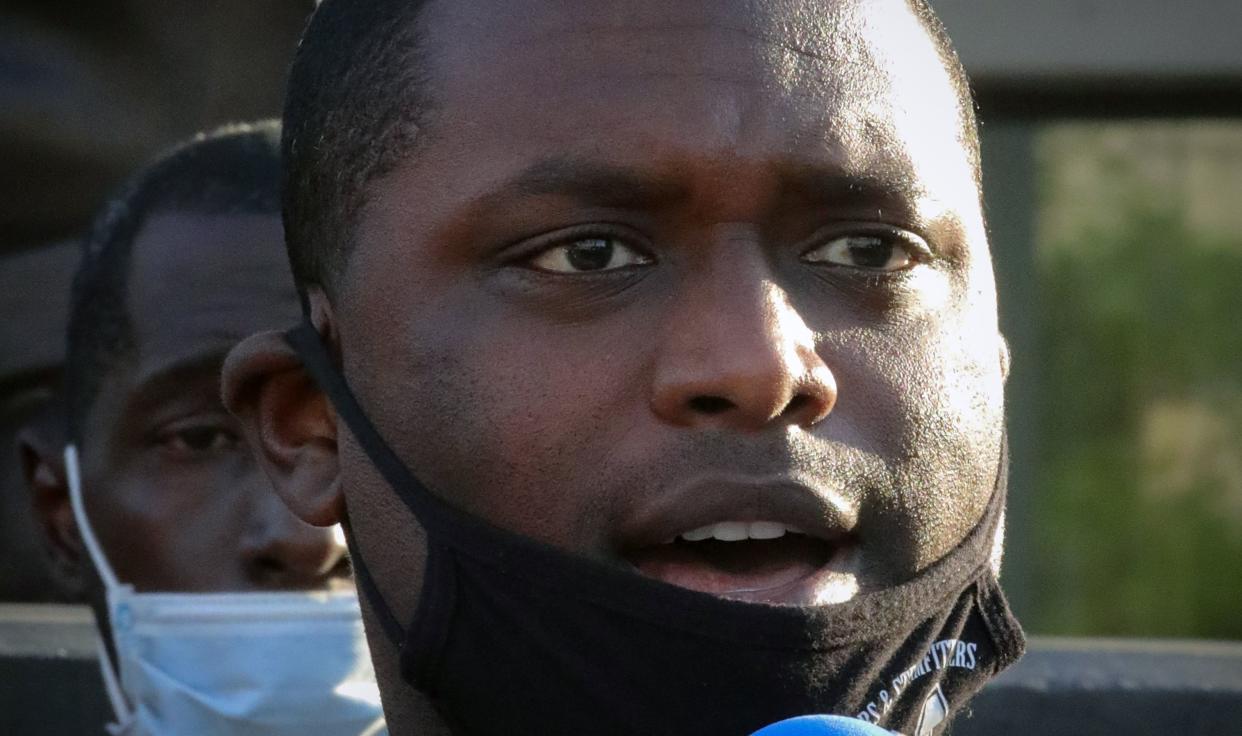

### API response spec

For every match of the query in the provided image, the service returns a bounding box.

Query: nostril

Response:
[331,555,353,580]
[251,555,288,584]
[781,394,809,417]
[688,395,735,415]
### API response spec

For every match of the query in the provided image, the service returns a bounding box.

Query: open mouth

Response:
[622,520,858,605]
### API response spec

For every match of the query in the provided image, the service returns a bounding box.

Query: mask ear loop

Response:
[64,444,135,732]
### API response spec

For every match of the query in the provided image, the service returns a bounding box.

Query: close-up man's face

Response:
[327,0,1003,614]
[66,211,344,592]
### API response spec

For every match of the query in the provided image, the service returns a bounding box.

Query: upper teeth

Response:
[678,521,804,542]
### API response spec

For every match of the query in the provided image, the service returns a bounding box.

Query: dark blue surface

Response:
[751,715,893,735]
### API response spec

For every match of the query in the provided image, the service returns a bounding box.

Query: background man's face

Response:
[334,0,1004,612]
[73,212,344,591]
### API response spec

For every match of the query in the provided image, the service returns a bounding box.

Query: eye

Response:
[157,423,240,457]
[802,233,921,271]
[527,237,652,274]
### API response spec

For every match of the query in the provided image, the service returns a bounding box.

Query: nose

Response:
[650,239,836,432]
[241,484,347,589]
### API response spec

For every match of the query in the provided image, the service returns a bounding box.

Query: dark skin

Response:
[26,212,346,608]
[225,0,1008,731]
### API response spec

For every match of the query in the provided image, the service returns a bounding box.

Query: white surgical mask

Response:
[65,444,387,736]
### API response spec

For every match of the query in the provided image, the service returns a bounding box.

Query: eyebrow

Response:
[775,163,929,212]
[501,157,690,209]
[124,350,232,415]
[477,156,933,225]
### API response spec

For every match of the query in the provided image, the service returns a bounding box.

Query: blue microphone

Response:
[750,715,893,736]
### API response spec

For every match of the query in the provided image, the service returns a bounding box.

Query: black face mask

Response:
[288,322,1024,736]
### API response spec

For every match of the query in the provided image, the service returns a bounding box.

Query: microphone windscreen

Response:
[750,715,893,736]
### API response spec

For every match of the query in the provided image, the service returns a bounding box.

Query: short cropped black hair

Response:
[281,0,976,297]
[65,122,283,442]
[281,0,432,300]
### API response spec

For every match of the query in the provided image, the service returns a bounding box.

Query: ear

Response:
[222,307,343,527]
[18,427,88,599]
[998,333,1011,383]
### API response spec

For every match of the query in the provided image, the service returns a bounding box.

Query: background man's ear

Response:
[18,427,88,599]
[222,329,343,527]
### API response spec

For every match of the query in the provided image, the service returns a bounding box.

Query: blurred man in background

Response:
[21,123,386,735]
[0,0,311,606]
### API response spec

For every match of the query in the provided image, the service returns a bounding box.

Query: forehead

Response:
[409,0,973,205]
[126,211,299,373]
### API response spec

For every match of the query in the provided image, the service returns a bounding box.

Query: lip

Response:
[701,550,861,605]
[615,476,858,549]
[614,476,861,605]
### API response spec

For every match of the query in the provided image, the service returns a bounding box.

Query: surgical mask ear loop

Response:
[64,444,135,732]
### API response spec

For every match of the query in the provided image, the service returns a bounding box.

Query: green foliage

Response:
[1032,199,1242,639]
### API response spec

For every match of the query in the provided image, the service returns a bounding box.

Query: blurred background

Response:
[1,0,1240,641]
[936,0,1242,642]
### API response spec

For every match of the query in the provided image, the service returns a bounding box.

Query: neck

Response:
[365,624,452,736]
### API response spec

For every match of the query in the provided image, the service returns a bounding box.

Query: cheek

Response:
[359,304,654,545]
[94,464,250,589]
[902,316,1005,569]
[89,480,165,584]
[825,296,1004,571]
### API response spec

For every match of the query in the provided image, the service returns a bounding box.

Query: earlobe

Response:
[222,329,344,527]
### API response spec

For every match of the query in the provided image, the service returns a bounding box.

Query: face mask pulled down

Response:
[289,321,1024,736]
[64,444,387,736]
